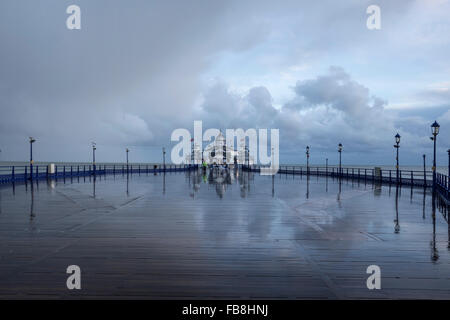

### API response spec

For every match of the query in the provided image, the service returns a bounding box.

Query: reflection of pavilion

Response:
[185,132,255,165]
[186,165,254,199]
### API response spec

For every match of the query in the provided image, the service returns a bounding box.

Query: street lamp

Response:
[423,154,426,187]
[338,143,343,177]
[163,147,166,172]
[126,148,129,174]
[394,133,401,184]
[29,137,36,180]
[430,121,440,192]
[306,146,310,175]
[245,145,250,168]
[92,142,97,176]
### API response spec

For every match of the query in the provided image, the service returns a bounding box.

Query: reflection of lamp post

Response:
[431,192,439,262]
[337,179,342,201]
[245,146,250,168]
[338,143,343,177]
[306,146,310,175]
[29,137,36,181]
[394,185,400,233]
[92,142,97,176]
[430,121,440,192]
[394,133,401,184]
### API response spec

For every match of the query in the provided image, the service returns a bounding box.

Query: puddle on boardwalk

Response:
[0,169,449,299]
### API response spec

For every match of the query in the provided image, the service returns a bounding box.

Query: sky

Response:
[0,0,449,166]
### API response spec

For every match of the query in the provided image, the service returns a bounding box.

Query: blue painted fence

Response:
[243,164,449,200]
[0,164,198,184]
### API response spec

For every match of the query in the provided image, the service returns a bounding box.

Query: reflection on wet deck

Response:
[0,169,449,299]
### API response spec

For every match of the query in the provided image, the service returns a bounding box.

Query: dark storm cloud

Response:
[0,0,270,161]
[0,0,448,165]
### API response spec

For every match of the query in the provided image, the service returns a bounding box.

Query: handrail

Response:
[242,164,436,188]
[0,164,198,184]
[436,172,450,200]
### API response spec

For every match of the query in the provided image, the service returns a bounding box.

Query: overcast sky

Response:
[0,0,449,165]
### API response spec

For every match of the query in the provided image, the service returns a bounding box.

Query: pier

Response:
[0,168,449,299]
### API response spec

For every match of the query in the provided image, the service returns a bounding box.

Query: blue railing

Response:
[243,165,435,187]
[0,164,198,184]
[436,172,450,201]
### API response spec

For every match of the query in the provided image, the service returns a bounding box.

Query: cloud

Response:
[195,66,449,164]
[0,0,449,165]
[0,0,269,161]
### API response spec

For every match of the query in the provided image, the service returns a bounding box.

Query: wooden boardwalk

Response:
[0,171,449,299]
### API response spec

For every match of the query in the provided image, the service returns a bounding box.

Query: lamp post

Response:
[338,143,343,177]
[394,133,401,184]
[246,146,250,168]
[29,137,36,181]
[306,146,310,175]
[92,142,97,176]
[423,154,426,187]
[430,121,440,192]
[163,147,166,172]
[126,148,129,174]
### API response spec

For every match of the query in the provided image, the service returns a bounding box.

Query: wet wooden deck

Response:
[0,171,449,299]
